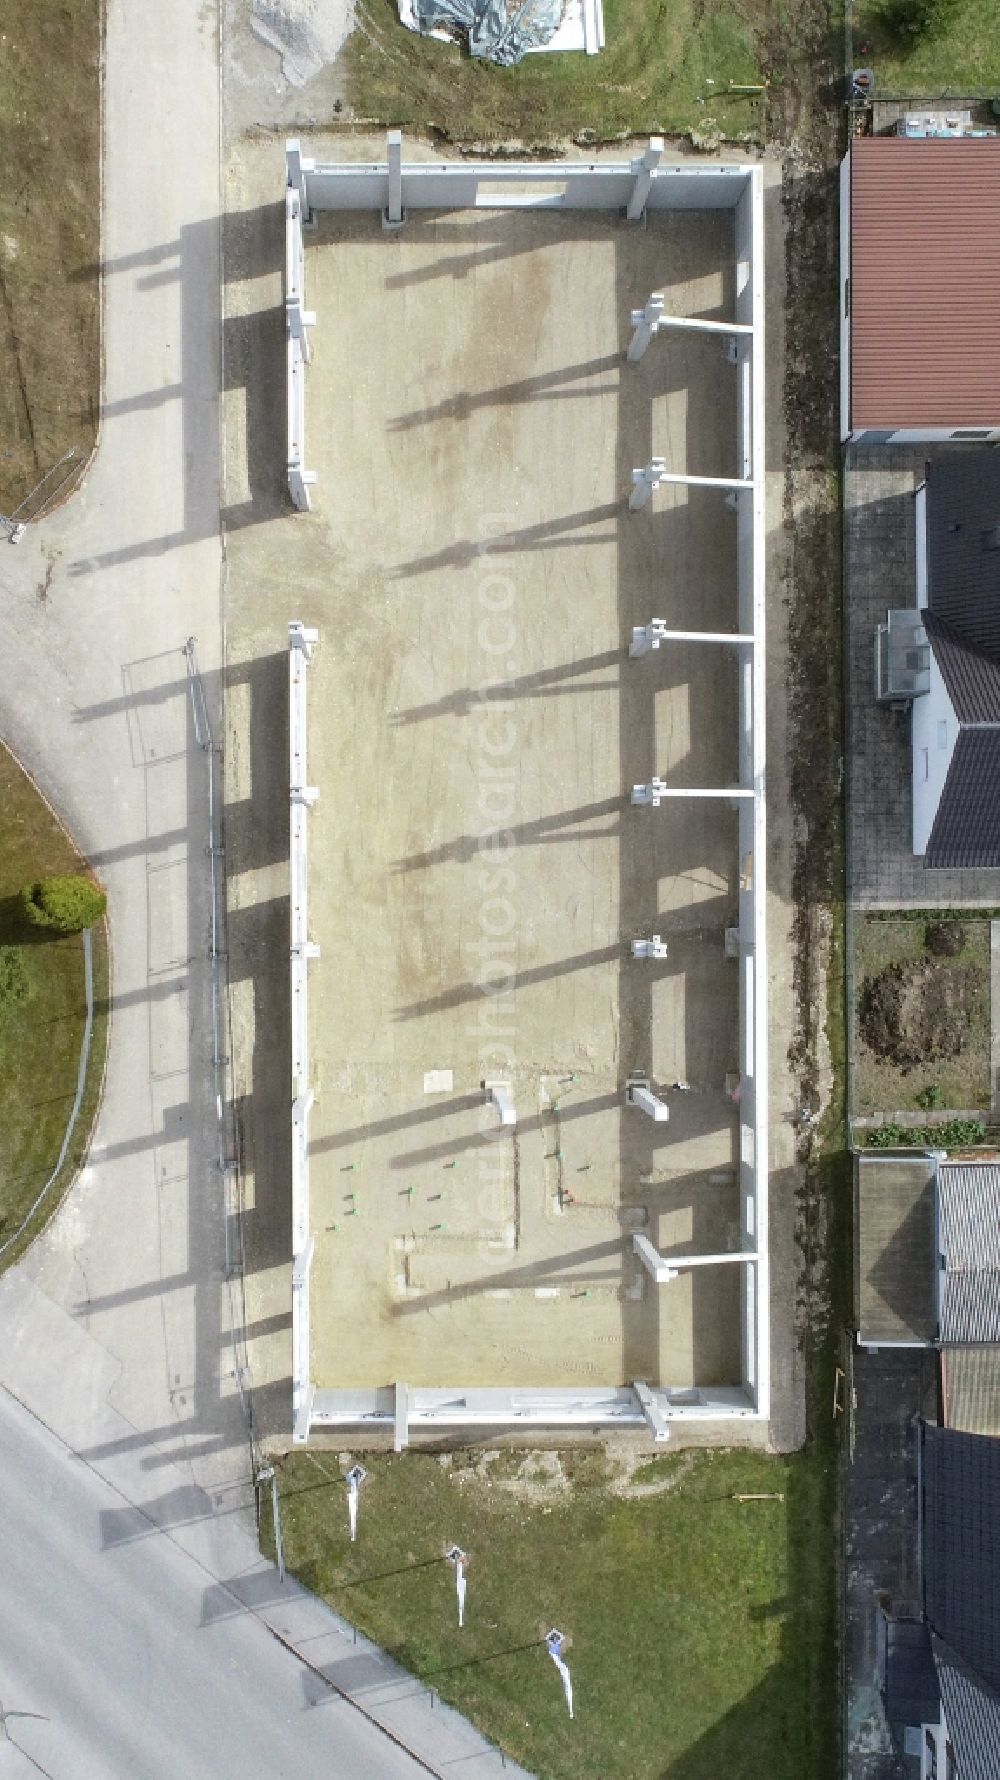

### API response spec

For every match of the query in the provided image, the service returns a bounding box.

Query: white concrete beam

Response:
[654,315,753,337]
[654,470,754,492]
[630,622,755,655]
[631,780,754,806]
[633,1234,676,1282]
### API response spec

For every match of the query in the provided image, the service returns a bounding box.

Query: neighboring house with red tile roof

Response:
[841,137,1000,445]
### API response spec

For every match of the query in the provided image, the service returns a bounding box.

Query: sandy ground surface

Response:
[221,134,800,1448]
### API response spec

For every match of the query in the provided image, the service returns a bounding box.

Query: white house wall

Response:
[912,654,958,856]
[915,483,928,608]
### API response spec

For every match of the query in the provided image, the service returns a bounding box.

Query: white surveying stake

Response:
[346,1464,367,1543]
[445,1545,469,1627]
[545,1628,574,1719]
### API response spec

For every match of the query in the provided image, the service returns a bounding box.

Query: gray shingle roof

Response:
[925,728,1000,868]
[922,1425,1000,1694]
[927,451,1000,654]
[923,611,1000,723]
[920,453,1000,868]
[881,1615,940,1756]
[938,1165,1000,1344]
[933,1637,1000,1780]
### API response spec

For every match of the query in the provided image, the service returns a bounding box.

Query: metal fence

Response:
[183,638,255,1453]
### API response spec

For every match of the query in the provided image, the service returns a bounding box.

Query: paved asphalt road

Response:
[0,1388,429,1780]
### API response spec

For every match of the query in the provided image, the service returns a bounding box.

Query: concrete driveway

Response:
[0,1387,428,1780]
[0,6,532,1775]
[0,0,239,1489]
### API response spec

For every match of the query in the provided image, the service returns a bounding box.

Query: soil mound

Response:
[859,959,981,1071]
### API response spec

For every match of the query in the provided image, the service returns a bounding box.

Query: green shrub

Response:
[0,945,31,1025]
[867,1123,905,1147]
[876,0,960,43]
[19,874,106,934]
[866,1117,985,1148]
[915,1084,943,1110]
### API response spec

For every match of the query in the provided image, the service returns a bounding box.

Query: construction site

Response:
[267,137,769,1450]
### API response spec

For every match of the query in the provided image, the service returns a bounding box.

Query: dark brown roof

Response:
[849,138,1000,429]
[923,613,1000,723]
[926,452,1000,654]
[925,728,1000,867]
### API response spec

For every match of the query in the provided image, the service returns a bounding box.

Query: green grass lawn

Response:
[0,0,101,512]
[343,0,765,144]
[853,0,1000,95]
[263,1442,836,1780]
[852,913,990,1116]
[0,743,108,1269]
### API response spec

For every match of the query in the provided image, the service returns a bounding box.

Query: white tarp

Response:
[409,0,564,64]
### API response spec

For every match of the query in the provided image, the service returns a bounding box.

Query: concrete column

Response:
[290,784,319,806]
[626,137,664,221]
[289,622,319,659]
[624,1078,669,1122]
[630,777,667,807]
[287,465,317,511]
[629,620,668,656]
[628,458,665,510]
[633,1380,671,1442]
[291,939,321,961]
[286,138,313,217]
[485,1080,517,1127]
[293,1381,315,1445]
[292,1236,315,1291]
[627,292,664,362]
[394,1381,410,1453]
[384,129,404,229]
[286,295,317,364]
[631,935,668,960]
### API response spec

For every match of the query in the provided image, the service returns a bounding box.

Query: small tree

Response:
[19,874,107,934]
[0,945,31,1024]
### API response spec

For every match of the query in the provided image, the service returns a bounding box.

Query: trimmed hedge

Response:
[19,874,106,934]
[866,1118,986,1149]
